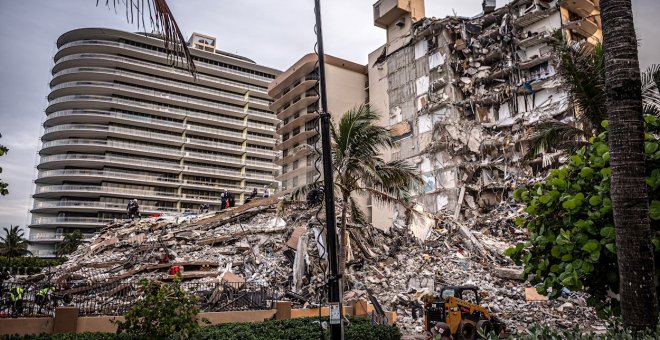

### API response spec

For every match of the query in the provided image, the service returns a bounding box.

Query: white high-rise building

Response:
[29,28,281,257]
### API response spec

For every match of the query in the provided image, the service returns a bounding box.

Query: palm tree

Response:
[296,105,422,273]
[0,226,31,258]
[526,38,660,160]
[57,230,83,256]
[601,0,658,329]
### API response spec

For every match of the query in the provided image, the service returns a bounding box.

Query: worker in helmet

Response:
[36,286,54,313]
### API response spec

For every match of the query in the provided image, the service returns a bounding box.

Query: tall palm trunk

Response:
[601,0,658,329]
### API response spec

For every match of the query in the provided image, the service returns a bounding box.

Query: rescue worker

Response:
[220,191,227,210]
[263,185,270,198]
[127,199,140,220]
[228,192,235,207]
[36,286,54,313]
[9,286,24,317]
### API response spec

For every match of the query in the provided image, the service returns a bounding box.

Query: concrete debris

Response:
[24,196,603,335]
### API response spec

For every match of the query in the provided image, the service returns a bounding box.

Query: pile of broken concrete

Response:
[29,197,604,335]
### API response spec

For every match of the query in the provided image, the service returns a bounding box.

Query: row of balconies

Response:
[53,54,270,97]
[57,40,274,83]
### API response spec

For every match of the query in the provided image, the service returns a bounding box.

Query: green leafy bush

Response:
[480,321,660,339]
[5,317,400,340]
[0,256,65,275]
[505,117,660,315]
[187,316,401,340]
[114,277,202,339]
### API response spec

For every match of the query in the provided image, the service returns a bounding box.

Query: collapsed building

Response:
[367,0,602,228]
[20,199,604,334]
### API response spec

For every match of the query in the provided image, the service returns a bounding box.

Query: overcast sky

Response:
[0,0,658,231]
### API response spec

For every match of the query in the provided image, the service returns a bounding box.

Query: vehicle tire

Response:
[476,320,493,338]
[429,321,451,340]
[456,321,477,340]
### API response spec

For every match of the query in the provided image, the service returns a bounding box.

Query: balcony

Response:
[185,138,244,153]
[276,112,318,135]
[181,179,247,192]
[245,147,277,158]
[45,109,185,131]
[38,153,181,172]
[244,159,279,171]
[274,146,313,166]
[34,185,180,201]
[40,139,184,159]
[565,17,599,38]
[270,78,317,112]
[36,168,180,186]
[53,56,269,95]
[182,165,243,179]
[560,0,597,18]
[31,200,178,214]
[29,232,96,243]
[184,151,243,166]
[57,40,274,84]
[276,95,319,120]
[185,111,245,129]
[42,124,184,146]
[30,216,115,227]
[186,124,245,141]
[275,130,317,151]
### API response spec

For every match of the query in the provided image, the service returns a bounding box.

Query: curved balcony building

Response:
[268,54,367,193]
[30,28,280,256]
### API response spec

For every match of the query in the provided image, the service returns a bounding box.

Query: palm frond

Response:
[98,0,196,77]
[525,119,590,161]
[349,197,368,227]
[290,181,323,201]
[553,40,606,131]
[642,64,660,116]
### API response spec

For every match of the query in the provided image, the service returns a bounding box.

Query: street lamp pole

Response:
[313,0,344,338]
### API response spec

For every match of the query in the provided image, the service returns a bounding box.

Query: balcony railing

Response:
[41,139,183,158]
[32,200,178,213]
[186,124,244,139]
[39,154,181,170]
[31,217,115,225]
[58,40,274,83]
[38,169,178,184]
[42,123,184,143]
[54,56,269,95]
[35,185,180,199]
[46,109,185,129]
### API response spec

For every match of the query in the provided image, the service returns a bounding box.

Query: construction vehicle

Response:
[423,285,505,339]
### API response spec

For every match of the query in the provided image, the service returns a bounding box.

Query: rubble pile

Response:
[30,198,603,335]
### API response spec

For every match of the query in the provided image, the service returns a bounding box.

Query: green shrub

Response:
[113,277,202,339]
[190,316,401,340]
[505,117,660,316]
[481,321,660,339]
[0,256,65,275]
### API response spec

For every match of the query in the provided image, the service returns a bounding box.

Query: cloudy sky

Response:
[0,0,658,231]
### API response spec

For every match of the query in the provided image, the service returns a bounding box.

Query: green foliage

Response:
[5,317,400,340]
[182,316,401,340]
[0,226,31,257]
[0,133,8,196]
[57,230,83,256]
[0,256,65,274]
[479,321,660,340]
[114,277,202,339]
[506,116,660,314]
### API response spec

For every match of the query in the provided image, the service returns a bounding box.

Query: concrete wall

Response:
[0,299,393,335]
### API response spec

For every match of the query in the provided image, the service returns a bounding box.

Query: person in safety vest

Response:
[9,286,24,317]
[36,286,54,313]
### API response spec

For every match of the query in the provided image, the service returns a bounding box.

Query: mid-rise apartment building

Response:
[268,54,368,193]
[29,28,281,257]
[368,0,602,228]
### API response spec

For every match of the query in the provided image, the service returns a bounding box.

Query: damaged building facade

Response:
[368,0,602,222]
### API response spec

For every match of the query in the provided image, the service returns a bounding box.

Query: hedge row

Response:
[2,317,401,340]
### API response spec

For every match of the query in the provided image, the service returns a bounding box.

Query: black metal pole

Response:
[314,0,343,339]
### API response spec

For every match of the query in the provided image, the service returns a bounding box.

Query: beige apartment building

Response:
[29,28,281,257]
[367,0,603,230]
[268,54,368,194]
